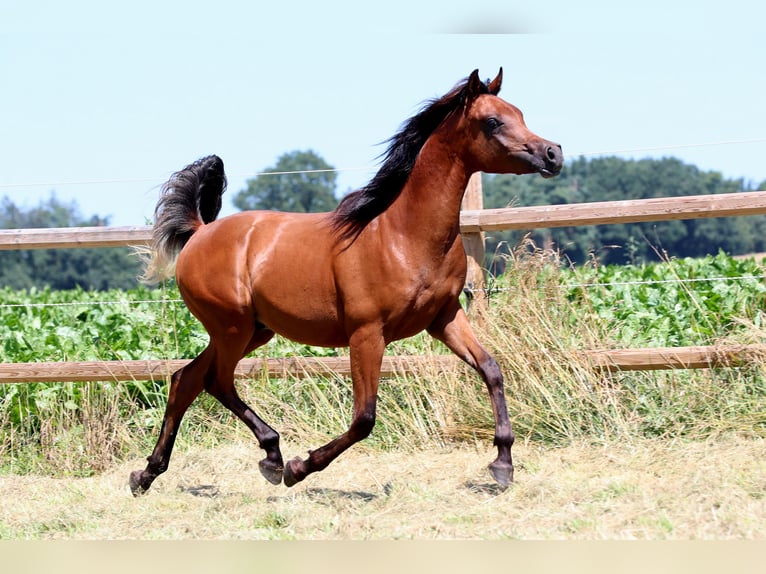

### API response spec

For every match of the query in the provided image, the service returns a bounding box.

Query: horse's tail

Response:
[139,155,227,283]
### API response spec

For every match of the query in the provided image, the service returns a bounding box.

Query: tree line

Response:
[229,150,766,269]
[1,151,764,290]
[0,196,141,290]
[481,156,766,268]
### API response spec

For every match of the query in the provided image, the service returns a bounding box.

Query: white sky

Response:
[1,0,764,225]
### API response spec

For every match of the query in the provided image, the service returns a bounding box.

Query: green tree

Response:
[233,149,338,213]
[481,156,765,268]
[0,195,141,290]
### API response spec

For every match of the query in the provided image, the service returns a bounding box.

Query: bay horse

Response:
[129,69,563,495]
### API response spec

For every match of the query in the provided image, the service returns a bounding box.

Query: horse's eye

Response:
[485,117,503,132]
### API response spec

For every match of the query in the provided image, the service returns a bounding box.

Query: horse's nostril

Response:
[546,146,557,161]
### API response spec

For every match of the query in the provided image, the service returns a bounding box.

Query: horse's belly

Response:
[251,276,349,347]
[256,308,349,348]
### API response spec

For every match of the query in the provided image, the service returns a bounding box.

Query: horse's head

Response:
[456,69,563,178]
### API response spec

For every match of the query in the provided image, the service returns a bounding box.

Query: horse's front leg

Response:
[283,326,384,487]
[428,301,514,487]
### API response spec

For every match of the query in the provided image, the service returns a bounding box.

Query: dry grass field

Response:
[1,434,764,540]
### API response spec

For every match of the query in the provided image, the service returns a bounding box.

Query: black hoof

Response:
[129,470,149,497]
[283,457,305,488]
[258,458,284,486]
[488,461,513,488]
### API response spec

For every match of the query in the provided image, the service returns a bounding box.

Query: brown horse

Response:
[129,69,562,495]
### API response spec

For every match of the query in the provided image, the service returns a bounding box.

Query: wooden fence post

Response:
[461,173,487,313]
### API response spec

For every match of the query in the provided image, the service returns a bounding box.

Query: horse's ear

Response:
[487,67,503,95]
[465,69,484,104]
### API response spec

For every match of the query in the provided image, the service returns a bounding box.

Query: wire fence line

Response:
[0,298,185,310]
[464,272,766,296]
[4,272,766,310]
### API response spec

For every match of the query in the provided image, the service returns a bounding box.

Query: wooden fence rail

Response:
[2,189,766,383]
[459,189,766,232]
[2,345,765,384]
[0,356,457,384]
[2,190,766,250]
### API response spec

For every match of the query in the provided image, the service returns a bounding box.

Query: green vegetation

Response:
[561,250,766,348]
[2,250,765,477]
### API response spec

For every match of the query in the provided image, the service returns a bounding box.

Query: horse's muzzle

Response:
[539,143,563,178]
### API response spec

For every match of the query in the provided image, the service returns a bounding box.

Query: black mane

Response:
[331,75,493,240]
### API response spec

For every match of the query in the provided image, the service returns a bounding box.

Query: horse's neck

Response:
[383,136,472,251]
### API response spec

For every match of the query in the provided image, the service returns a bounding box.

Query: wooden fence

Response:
[2,189,766,383]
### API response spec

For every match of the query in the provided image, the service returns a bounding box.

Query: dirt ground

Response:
[1,435,765,540]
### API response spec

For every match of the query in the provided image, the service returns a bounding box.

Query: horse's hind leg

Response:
[204,328,285,485]
[129,347,213,496]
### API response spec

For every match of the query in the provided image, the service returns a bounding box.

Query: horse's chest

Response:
[412,264,462,301]
[337,238,466,329]
[377,256,462,327]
